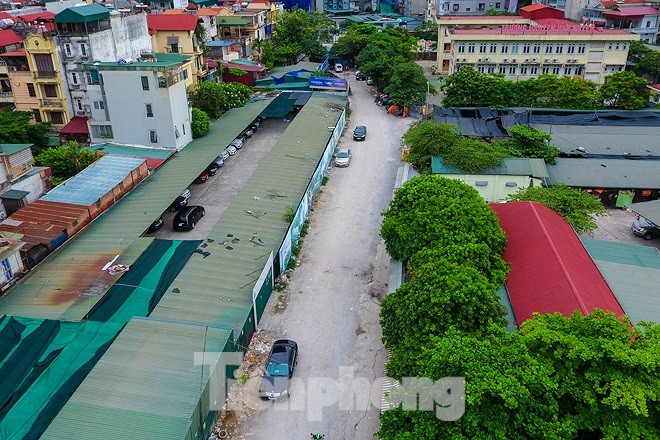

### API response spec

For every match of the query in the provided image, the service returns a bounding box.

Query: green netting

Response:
[0,317,123,439]
[85,239,202,323]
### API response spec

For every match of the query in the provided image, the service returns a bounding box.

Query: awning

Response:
[59,116,89,135]
[0,189,30,200]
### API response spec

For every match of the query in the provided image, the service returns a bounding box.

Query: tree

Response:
[191,81,252,119]
[34,141,101,184]
[0,109,51,156]
[600,71,650,110]
[442,67,516,108]
[381,312,660,440]
[260,39,275,69]
[191,108,210,139]
[380,261,506,349]
[402,121,460,172]
[521,75,601,109]
[383,62,435,106]
[495,125,558,164]
[628,40,652,64]
[355,27,417,89]
[635,51,660,84]
[442,137,507,172]
[331,24,378,63]
[507,184,605,234]
[380,175,507,262]
[272,8,333,66]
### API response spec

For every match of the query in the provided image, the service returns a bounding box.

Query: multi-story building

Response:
[0,28,22,106]
[428,0,513,20]
[0,48,37,114]
[147,13,209,89]
[600,6,660,44]
[437,7,639,83]
[83,53,193,150]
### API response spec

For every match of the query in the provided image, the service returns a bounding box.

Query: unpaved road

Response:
[238,75,414,439]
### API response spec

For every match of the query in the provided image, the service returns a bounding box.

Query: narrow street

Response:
[239,76,414,439]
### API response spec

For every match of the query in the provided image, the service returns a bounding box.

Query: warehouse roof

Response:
[432,157,548,178]
[546,158,660,189]
[41,155,146,206]
[42,317,232,440]
[628,199,660,226]
[582,238,660,325]
[55,4,110,24]
[491,201,626,325]
[87,143,174,170]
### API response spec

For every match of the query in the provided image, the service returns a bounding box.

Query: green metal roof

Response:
[0,189,29,200]
[0,144,32,155]
[268,61,322,77]
[42,317,233,440]
[84,53,190,72]
[582,238,660,325]
[0,99,272,321]
[55,4,111,24]
[191,0,215,5]
[432,157,549,178]
[628,199,660,226]
[88,143,174,160]
[216,16,250,26]
[150,94,347,329]
[546,158,660,189]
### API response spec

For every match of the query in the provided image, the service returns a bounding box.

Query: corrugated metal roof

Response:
[546,158,660,189]
[0,189,29,200]
[88,143,174,159]
[491,201,626,325]
[41,317,232,440]
[582,238,660,325]
[0,144,32,156]
[0,99,272,320]
[628,199,660,226]
[268,61,322,77]
[150,94,347,329]
[41,155,145,206]
[432,157,549,177]
[54,4,111,23]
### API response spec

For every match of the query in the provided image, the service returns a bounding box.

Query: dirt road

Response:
[238,76,414,439]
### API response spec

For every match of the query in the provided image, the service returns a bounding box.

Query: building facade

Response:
[428,0,513,20]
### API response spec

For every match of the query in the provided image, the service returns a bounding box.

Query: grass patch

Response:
[283,205,296,223]
[321,176,329,186]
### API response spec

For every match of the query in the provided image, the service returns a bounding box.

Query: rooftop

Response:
[546,158,660,189]
[431,157,549,178]
[451,20,630,35]
[602,6,660,18]
[83,53,191,71]
[146,13,199,33]
[54,4,111,24]
[628,199,660,225]
[215,15,250,25]
[0,29,22,48]
[0,143,32,156]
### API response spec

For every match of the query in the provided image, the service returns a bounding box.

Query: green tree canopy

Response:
[272,8,333,65]
[380,175,506,262]
[191,81,252,119]
[383,62,435,106]
[495,124,559,164]
[442,137,507,172]
[34,141,102,185]
[330,24,378,62]
[600,71,650,110]
[634,51,660,84]
[507,184,605,234]
[518,75,601,109]
[628,40,651,63]
[191,108,210,139]
[402,121,460,172]
[354,27,417,89]
[0,109,52,156]
[442,67,516,108]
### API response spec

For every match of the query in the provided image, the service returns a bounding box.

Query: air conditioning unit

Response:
[531,58,538,62]
[503,58,509,62]
[552,59,559,63]
[76,111,87,116]
[71,84,80,90]
[525,59,530,62]
[511,59,517,63]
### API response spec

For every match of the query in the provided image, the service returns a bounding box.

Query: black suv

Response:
[173,205,205,231]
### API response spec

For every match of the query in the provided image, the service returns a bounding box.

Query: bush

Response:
[191,108,210,139]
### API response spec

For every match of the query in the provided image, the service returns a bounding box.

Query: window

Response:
[98,125,113,138]
[577,43,586,54]
[149,130,158,143]
[520,65,528,75]
[119,182,124,191]
[499,65,506,74]
[458,43,465,53]
[468,43,475,53]
[452,3,459,11]
[33,54,55,77]
[487,64,495,73]
[556,43,563,54]
[71,72,78,84]
[182,124,185,136]
[508,65,516,75]
[615,42,620,50]
[64,43,72,57]
[478,2,485,9]
[76,99,83,111]
[146,104,153,117]
[478,64,485,73]
[182,69,188,80]
[43,84,57,98]
[175,126,180,139]
[623,43,627,50]
[93,101,105,110]
[608,43,613,50]
[50,112,64,125]
[511,43,519,54]
[501,43,509,54]
[530,66,538,75]
[495,2,501,7]
[32,109,41,122]
[552,65,560,75]
[545,44,553,54]
[574,66,583,75]
[523,43,531,54]
[86,70,99,85]
[564,66,572,75]
[80,43,87,57]
[533,43,541,54]
[568,43,575,54]
[141,76,149,90]
[479,43,487,54]
[542,65,550,74]
[27,83,36,97]
[489,43,497,54]
[465,7,470,11]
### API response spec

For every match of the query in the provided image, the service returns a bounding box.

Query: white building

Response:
[84,53,192,150]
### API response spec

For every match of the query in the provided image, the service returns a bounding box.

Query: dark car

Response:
[353,125,367,141]
[173,205,205,231]
[242,128,254,138]
[259,339,298,400]
[146,216,164,233]
[632,217,660,240]
[169,188,191,212]
[356,71,366,81]
[194,171,209,184]
[206,156,225,175]
[251,119,261,129]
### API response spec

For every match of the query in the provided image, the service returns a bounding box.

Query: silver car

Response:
[334,148,351,167]
[225,145,237,156]
[231,138,244,149]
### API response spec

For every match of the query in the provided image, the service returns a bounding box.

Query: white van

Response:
[334,63,343,73]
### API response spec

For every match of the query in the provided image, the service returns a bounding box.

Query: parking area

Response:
[152,117,292,240]
[584,208,660,250]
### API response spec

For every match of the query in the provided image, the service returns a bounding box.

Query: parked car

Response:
[255,115,264,123]
[251,119,261,129]
[242,128,254,138]
[366,77,373,85]
[173,205,205,231]
[250,123,259,132]
[334,63,343,73]
[169,188,191,211]
[353,125,367,141]
[146,216,164,233]
[355,71,366,81]
[230,138,244,149]
[225,145,237,156]
[194,171,209,184]
[259,339,298,400]
[334,148,351,167]
[632,217,660,240]
[220,150,230,161]
[206,156,225,175]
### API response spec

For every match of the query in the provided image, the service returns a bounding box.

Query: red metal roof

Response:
[0,11,13,20]
[17,11,56,32]
[491,201,625,325]
[601,0,645,7]
[602,6,660,18]
[0,29,22,48]
[520,3,551,12]
[146,13,199,34]
[59,116,89,135]
[452,19,628,35]
[0,48,26,57]
[222,60,266,71]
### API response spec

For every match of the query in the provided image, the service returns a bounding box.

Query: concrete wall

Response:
[11,172,48,204]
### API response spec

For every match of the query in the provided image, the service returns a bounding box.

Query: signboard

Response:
[309,76,348,91]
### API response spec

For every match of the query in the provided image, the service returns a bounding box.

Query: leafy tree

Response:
[34,141,101,183]
[402,121,460,172]
[380,175,506,262]
[628,40,652,64]
[191,108,210,139]
[383,62,435,106]
[484,8,517,15]
[521,75,601,109]
[0,109,52,155]
[191,81,252,119]
[600,71,650,110]
[442,137,507,172]
[381,260,506,348]
[507,184,605,234]
[260,39,275,69]
[635,51,660,83]
[272,8,333,66]
[355,27,417,89]
[442,67,516,108]
[331,24,378,63]
[228,67,247,76]
[495,124,559,164]
[413,22,437,50]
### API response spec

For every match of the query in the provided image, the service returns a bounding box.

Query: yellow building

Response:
[147,13,206,90]
[438,16,639,83]
[23,33,70,128]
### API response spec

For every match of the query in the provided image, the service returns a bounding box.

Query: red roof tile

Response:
[0,48,25,57]
[601,0,646,7]
[602,6,660,18]
[520,3,551,12]
[59,116,89,135]
[147,13,199,33]
[0,11,13,20]
[0,29,22,48]
[491,201,625,325]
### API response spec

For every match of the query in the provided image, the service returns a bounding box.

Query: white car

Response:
[334,148,350,167]
[231,138,244,149]
[225,145,237,156]
[334,63,343,73]
[220,150,230,161]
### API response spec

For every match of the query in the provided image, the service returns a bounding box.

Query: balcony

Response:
[40,98,65,109]
[0,91,12,103]
[33,71,59,82]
